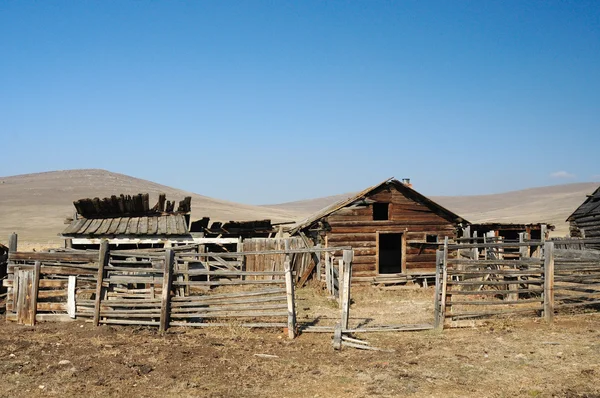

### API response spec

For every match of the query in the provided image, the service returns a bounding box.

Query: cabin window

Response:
[426,234,438,243]
[373,203,389,220]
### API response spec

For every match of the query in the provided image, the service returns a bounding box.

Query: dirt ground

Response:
[1,284,599,398]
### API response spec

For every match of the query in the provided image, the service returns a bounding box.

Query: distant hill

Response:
[0,169,301,246]
[1,169,596,247]
[265,182,600,237]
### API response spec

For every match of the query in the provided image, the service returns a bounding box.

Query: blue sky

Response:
[1,1,599,204]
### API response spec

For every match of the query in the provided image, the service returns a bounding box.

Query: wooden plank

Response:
[9,251,99,262]
[171,296,286,308]
[170,311,288,319]
[284,257,296,339]
[297,233,319,286]
[172,280,285,286]
[93,240,109,326]
[67,276,76,318]
[160,249,174,332]
[171,288,286,301]
[169,322,287,328]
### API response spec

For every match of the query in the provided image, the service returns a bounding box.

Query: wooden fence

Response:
[435,237,600,328]
[243,237,312,281]
[554,247,600,311]
[3,239,352,338]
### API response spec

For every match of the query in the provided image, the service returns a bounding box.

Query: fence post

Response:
[543,241,555,323]
[93,240,109,326]
[30,261,41,325]
[284,256,296,339]
[8,233,17,253]
[341,250,353,330]
[434,250,442,330]
[338,258,344,309]
[325,251,331,295]
[160,249,174,332]
[315,244,321,281]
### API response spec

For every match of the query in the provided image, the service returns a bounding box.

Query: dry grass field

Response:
[0,285,599,398]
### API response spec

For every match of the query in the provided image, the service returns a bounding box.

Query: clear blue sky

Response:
[1,1,599,204]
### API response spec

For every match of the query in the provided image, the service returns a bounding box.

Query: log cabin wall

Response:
[323,185,458,279]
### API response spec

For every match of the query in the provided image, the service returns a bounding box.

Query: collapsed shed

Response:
[289,178,468,283]
[467,223,553,241]
[567,185,600,247]
[61,193,194,248]
[61,193,289,251]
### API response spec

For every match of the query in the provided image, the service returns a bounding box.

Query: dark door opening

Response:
[378,233,403,274]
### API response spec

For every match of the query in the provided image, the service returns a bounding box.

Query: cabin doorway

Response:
[377,232,404,274]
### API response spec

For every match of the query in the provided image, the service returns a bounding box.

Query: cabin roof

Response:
[62,214,189,237]
[567,186,600,222]
[289,178,468,234]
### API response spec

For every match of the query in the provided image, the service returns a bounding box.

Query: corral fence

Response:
[435,237,600,328]
[4,236,353,339]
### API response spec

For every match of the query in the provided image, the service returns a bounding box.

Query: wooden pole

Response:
[30,261,41,325]
[338,259,344,309]
[325,250,331,295]
[93,240,109,326]
[543,241,555,323]
[284,256,296,339]
[160,249,174,332]
[341,249,353,331]
[434,250,442,330]
[8,233,17,253]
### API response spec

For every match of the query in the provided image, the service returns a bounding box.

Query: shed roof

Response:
[289,178,468,234]
[567,186,600,222]
[62,214,189,237]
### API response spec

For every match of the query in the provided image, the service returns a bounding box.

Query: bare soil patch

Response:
[1,286,599,398]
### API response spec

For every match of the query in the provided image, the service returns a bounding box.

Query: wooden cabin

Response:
[567,186,600,246]
[289,178,468,283]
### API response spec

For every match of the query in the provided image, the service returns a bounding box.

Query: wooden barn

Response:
[567,185,600,245]
[289,178,468,283]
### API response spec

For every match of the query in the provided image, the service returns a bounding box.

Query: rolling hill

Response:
[265,182,600,237]
[0,169,302,247]
[1,169,596,248]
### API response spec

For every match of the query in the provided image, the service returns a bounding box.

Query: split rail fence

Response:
[435,237,600,328]
[3,237,352,339]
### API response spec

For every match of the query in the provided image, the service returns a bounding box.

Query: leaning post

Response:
[93,240,109,326]
[160,249,174,332]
